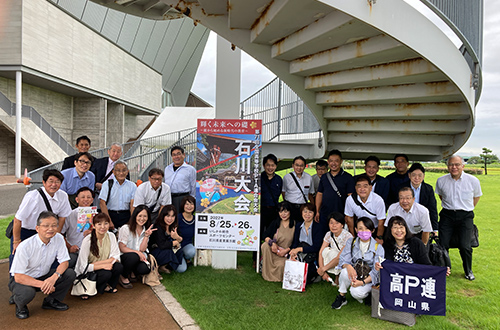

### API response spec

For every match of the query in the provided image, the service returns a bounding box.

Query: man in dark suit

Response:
[386,154,410,205]
[61,136,93,170]
[90,143,125,192]
[404,163,438,232]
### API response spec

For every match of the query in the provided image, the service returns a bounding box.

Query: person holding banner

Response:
[332,217,384,309]
[261,202,296,282]
[381,216,431,266]
[289,203,323,283]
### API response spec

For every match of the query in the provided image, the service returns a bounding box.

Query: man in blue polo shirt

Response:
[315,149,354,233]
[60,152,95,208]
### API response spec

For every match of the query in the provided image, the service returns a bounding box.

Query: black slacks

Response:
[439,208,474,274]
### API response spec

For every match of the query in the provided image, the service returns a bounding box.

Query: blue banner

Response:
[380,260,447,316]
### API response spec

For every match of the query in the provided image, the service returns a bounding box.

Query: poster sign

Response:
[195,119,262,251]
[76,206,98,232]
[379,260,447,316]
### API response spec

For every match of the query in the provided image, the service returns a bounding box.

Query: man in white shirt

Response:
[9,211,76,319]
[99,161,137,229]
[435,155,482,281]
[282,156,314,222]
[11,169,72,261]
[345,175,386,238]
[164,146,196,213]
[133,168,172,222]
[385,187,432,245]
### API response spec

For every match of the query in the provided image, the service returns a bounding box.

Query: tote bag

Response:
[282,259,308,292]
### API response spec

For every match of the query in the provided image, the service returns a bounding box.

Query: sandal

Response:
[119,277,133,289]
[81,295,90,300]
[104,285,118,293]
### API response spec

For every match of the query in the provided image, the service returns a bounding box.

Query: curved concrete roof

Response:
[48,0,209,106]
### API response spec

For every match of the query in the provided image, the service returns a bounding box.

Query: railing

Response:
[240,77,321,142]
[26,127,197,190]
[0,90,75,155]
[420,0,483,102]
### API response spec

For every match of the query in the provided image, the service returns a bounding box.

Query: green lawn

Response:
[2,167,498,329]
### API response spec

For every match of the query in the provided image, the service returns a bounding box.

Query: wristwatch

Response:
[55,272,62,278]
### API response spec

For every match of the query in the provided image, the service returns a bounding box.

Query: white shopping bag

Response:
[282,259,308,292]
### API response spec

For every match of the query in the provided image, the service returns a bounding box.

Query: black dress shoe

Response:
[9,295,15,305]
[15,305,29,319]
[465,271,476,281]
[42,298,69,311]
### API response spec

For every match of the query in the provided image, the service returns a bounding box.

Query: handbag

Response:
[449,223,479,248]
[371,286,416,326]
[428,235,451,268]
[282,259,308,292]
[142,254,161,286]
[71,265,98,296]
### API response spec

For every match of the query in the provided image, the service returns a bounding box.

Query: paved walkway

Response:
[1,260,199,329]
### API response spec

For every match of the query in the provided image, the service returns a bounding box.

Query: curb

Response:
[151,284,200,329]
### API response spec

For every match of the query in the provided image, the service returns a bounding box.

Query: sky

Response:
[191,0,499,158]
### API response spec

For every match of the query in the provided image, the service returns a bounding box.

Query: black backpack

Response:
[428,235,451,268]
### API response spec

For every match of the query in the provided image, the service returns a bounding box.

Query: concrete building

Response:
[0,0,208,175]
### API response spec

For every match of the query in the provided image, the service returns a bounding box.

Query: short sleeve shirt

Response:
[282,172,314,204]
[317,170,354,223]
[99,178,137,211]
[15,188,72,230]
[133,181,172,212]
[10,233,70,277]
[435,172,482,211]
[345,192,386,228]
[385,202,432,234]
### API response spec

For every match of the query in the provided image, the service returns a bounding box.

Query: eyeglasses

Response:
[39,224,58,229]
[114,169,128,173]
[150,177,163,181]
[78,160,92,165]
[448,163,462,167]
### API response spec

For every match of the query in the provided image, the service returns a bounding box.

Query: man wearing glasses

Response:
[435,155,482,281]
[133,168,172,222]
[60,152,95,209]
[9,211,76,319]
[11,169,72,257]
[99,161,136,229]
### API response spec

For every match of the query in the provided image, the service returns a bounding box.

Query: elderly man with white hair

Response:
[435,155,482,281]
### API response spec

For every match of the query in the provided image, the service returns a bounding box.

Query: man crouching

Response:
[9,211,76,319]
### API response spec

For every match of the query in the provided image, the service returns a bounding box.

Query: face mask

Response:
[357,231,372,241]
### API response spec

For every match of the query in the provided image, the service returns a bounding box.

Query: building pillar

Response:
[106,103,125,145]
[73,97,107,149]
[15,71,22,178]
[211,35,241,270]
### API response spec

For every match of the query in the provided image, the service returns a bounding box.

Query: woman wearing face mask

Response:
[149,205,187,274]
[331,217,385,309]
[289,203,323,283]
[261,202,295,282]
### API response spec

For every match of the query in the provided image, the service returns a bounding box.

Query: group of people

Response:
[8,137,482,319]
[260,150,482,309]
[8,138,197,319]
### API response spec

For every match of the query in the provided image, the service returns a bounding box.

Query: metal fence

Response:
[26,127,197,190]
[240,78,321,142]
[0,91,75,155]
[420,0,483,100]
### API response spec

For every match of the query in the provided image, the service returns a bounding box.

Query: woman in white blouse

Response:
[118,205,155,289]
[317,212,353,285]
[75,213,123,298]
